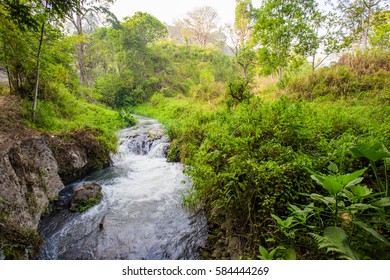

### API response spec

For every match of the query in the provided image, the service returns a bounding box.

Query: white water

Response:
[38,117,206,260]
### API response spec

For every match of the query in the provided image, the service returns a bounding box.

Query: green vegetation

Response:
[0,222,42,260]
[1,0,389,260]
[70,194,103,213]
[133,51,389,259]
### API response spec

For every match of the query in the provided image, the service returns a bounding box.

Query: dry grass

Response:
[251,74,280,101]
[337,50,390,75]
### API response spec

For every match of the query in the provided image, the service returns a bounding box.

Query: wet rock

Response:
[70,182,103,212]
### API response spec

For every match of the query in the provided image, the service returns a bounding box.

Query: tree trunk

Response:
[6,66,12,92]
[278,67,283,81]
[312,52,316,72]
[76,12,87,96]
[243,65,248,80]
[32,19,46,123]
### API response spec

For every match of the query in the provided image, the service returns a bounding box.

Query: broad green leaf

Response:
[344,177,364,188]
[372,197,390,207]
[349,143,390,162]
[306,168,326,184]
[352,221,390,246]
[259,246,269,259]
[310,194,336,206]
[271,213,283,226]
[350,185,372,197]
[347,203,379,211]
[310,174,324,186]
[289,204,302,214]
[271,214,294,228]
[324,226,348,242]
[323,177,344,195]
[269,248,278,259]
[339,168,367,187]
[285,248,297,260]
[342,189,356,200]
[285,217,294,227]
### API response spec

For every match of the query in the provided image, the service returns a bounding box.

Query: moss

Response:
[70,193,103,213]
[0,221,42,260]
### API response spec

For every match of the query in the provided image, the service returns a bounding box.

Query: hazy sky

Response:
[110,0,262,25]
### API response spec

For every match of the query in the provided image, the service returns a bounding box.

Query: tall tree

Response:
[253,0,318,79]
[65,0,117,96]
[369,9,390,49]
[0,0,79,121]
[226,0,256,79]
[181,6,221,47]
[331,0,388,49]
[304,3,350,71]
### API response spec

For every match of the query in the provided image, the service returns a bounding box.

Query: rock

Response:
[228,236,243,260]
[70,182,103,212]
[0,137,64,229]
[148,128,164,140]
[48,130,111,185]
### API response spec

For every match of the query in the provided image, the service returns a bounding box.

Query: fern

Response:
[311,226,359,260]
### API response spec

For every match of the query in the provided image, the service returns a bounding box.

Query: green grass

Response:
[22,86,136,152]
[132,78,389,259]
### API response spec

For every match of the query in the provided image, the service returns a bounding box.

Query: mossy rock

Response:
[70,182,103,212]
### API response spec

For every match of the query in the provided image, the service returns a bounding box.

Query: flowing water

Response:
[38,116,207,260]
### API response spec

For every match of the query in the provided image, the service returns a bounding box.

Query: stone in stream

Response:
[147,128,164,140]
[70,182,103,212]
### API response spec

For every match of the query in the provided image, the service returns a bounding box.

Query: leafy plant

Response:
[311,226,358,260]
[349,143,390,196]
[258,245,296,260]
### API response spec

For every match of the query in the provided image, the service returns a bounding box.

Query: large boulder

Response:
[70,182,103,212]
[0,137,64,229]
[48,130,111,185]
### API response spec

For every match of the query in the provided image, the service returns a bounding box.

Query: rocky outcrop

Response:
[0,131,110,231]
[0,137,64,229]
[70,182,103,212]
[48,130,111,185]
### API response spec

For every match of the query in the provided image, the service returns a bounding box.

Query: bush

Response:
[226,77,251,103]
[287,51,390,100]
[133,89,389,258]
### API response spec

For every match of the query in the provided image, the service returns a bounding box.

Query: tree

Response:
[253,0,319,79]
[226,0,257,79]
[92,12,168,107]
[181,6,221,47]
[304,4,351,71]
[331,0,388,49]
[0,0,80,121]
[65,0,117,96]
[122,12,168,48]
[369,9,390,49]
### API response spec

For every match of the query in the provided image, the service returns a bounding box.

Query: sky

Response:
[110,0,263,25]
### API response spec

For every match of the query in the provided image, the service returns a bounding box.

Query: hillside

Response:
[133,51,390,260]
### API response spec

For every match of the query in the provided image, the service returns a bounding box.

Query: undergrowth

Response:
[22,87,136,153]
[132,51,390,259]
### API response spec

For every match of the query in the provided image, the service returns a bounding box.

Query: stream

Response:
[38,116,207,260]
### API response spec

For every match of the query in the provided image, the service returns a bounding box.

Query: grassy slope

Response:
[132,52,390,259]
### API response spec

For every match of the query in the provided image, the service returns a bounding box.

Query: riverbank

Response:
[131,80,389,259]
[38,116,207,260]
[0,95,125,259]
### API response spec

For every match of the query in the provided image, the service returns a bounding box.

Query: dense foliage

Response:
[134,51,389,259]
[1,0,389,260]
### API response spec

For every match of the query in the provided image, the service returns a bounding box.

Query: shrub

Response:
[287,51,390,100]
